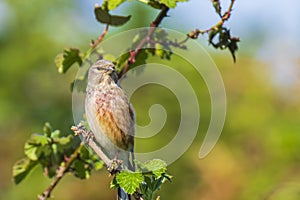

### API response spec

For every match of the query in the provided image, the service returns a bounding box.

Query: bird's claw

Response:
[71,124,94,146]
[107,159,123,175]
[71,123,86,136]
[83,131,94,145]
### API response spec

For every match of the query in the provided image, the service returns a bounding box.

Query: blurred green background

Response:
[1,0,300,199]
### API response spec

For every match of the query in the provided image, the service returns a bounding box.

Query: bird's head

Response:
[87,60,118,86]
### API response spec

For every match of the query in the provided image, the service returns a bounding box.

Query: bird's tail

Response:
[118,187,131,200]
[129,150,135,171]
[120,148,135,171]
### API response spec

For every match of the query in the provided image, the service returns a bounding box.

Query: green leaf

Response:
[103,54,116,62]
[52,143,58,154]
[41,145,52,157]
[141,176,154,200]
[208,27,239,62]
[77,146,104,171]
[55,48,83,74]
[24,134,50,160]
[159,0,177,8]
[142,159,167,178]
[144,175,152,186]
[159,0,188,8]
[94,6,131,26]
[131,49,149,69]
[50,130,60,139]
[115,52,130,72]
[209,29,218,45]
[43,122,52,137]
[162,173,173,181]
[116,171,144,194]
[53,135,72,145]
[93,160,104,171]
[73,160,88,179]
[24,144,38,160]
[139,182,148,194]
[155,43,164,58]
[31,134,50,146]
[115,49,149,76]
[12,158,38,184]
[228,37,239,63]
[151,176,164,191]
[94,6,110,23]
[108,13,131,26]
[212,0,221,16]
[78,146,90,159]
[138,0,163,9]
[102,0,127,10]
[110,176,119,189]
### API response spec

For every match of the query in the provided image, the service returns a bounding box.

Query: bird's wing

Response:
[110,86,135,169]
[110,86,135,137]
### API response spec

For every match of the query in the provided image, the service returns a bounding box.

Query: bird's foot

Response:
[83,131,94,145]
[107,158,123,175]
[71,123,95,145]
[71,123,88,136]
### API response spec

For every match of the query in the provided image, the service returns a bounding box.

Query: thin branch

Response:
[38,143,84,200]
[38,122,120,200]
[72,123,142,200]
[90,24,109,49]
[187,0,236,39]
[71,123,112,166]
[82,24,110,61]
[118,5,170,79]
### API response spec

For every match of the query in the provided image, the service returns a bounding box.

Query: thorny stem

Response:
[118,5,170,79]
[38,143,84,200]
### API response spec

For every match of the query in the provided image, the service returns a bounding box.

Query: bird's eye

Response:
[96,67,103,71]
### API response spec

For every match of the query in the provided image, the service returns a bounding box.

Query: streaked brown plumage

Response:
[85,60,134,199]
[85,60,135,168]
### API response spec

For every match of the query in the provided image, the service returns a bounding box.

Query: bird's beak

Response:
[107,66,115,72]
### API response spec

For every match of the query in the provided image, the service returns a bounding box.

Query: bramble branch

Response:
[187,0,236,38]
[183,0,239,62]
[118,5,170,79]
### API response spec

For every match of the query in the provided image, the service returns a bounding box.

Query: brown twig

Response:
[118,5,170,79]
[71,123,112,166]
[90,24,109,49]
[187,0,236,39]
[38,142,84,200]
[38,122,118,200]
[71,123,141,199]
